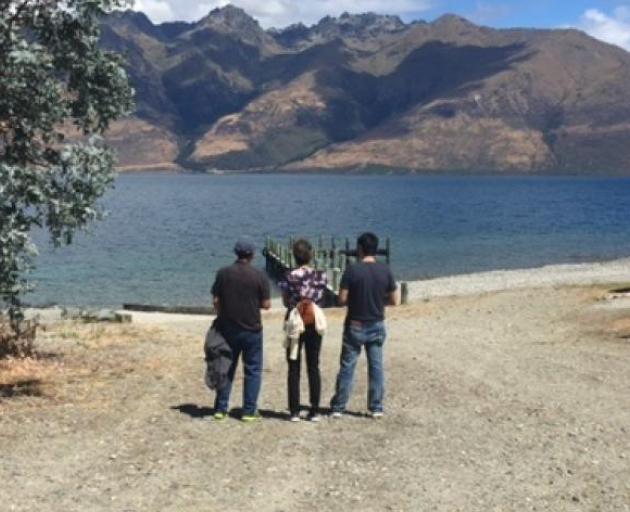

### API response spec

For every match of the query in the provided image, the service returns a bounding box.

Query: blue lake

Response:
[28,172,630,307]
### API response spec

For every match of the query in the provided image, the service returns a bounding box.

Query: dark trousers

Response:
[287,325,322,415]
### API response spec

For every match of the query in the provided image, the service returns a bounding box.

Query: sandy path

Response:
[1,284,630,511]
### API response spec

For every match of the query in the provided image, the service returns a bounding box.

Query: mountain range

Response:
[100,6,630,174]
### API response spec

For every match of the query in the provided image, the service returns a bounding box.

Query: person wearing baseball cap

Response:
[211,239,271,422]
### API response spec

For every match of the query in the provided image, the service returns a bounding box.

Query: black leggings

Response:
[287,325,322,415]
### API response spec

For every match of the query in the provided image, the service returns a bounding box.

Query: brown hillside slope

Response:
[102,9,630,174]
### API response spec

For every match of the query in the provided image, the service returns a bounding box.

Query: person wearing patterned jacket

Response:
[279,239,328,422]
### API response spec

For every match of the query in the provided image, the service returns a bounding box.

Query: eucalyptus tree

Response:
[0,0,134,336]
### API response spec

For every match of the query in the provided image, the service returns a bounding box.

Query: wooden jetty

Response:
[263,236,408,307]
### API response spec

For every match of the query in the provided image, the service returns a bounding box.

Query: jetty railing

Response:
[263,236,407,307]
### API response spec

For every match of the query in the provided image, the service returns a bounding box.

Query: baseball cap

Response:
[234,240,255,258]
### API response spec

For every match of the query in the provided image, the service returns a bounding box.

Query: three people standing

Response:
[209,233,397,421]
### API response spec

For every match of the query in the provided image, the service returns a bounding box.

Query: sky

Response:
[132,0,630,50]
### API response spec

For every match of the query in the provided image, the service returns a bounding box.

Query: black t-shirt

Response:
[340,261,397,323]
[211,261,271,332]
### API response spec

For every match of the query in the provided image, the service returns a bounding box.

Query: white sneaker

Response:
[289,414,301,422]
[331,411,343,419]
[307,413,321,423]
[370,411,384,419]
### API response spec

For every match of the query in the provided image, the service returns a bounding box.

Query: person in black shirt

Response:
[211,240,271,422]
[330,233,398,418]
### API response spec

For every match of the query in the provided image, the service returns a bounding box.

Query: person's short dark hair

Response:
[292,239,313,266]
[357,232,379,256]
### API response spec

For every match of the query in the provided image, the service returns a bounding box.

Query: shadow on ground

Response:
[171,403,369,421]
[0,379,44,398]
[170,404,290,420]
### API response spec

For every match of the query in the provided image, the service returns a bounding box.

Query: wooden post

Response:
[333,268,341,292]
[401,282,409,305]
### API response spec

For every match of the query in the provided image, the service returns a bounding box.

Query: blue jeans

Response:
[214,324,263,416]
[331,320,386,413]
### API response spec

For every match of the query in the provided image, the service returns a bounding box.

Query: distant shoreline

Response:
[116,167,630,178]
[116,163,182,173]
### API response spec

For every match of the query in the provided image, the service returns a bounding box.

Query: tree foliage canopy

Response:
[0,0,134,317]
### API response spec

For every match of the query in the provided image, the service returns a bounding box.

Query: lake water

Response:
[28,172,630,307]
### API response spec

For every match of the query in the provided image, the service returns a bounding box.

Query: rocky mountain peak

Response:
[191,4,280,51]
[201,4,261,32]
[316,11,406,34]
[108,9,157,35]
[432,14,478,30]
[271,11,408,48]
[338,12,405,29]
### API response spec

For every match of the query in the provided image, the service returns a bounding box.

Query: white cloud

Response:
[133,0,175,24]
[131,0,433,28]
[579,6,630,51]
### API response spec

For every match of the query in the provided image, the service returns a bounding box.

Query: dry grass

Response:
[0,321,165,407]
[45,321,163,350]
[0,357,63,399]
[0,320,37,358]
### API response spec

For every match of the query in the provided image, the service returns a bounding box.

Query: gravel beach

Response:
[1,260,630,511]
[408,257,630,300]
